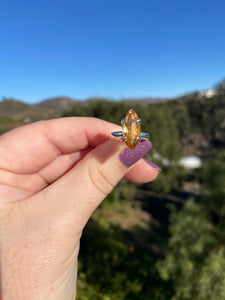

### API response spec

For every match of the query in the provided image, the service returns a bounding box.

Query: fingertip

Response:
[142,158,161,172]
[124,158,161,183]
[119,140,152,167]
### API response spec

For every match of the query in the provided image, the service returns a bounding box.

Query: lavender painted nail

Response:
[143,158,161,171]
[120,140,152,167]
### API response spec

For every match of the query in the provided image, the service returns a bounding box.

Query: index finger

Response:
[0,117,120,173]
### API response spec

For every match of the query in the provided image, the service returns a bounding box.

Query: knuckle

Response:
[88,164,114,197]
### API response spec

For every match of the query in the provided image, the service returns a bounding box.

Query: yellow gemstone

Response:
[122,109,141,150]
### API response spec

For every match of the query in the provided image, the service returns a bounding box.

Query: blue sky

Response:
[0,0,225,103]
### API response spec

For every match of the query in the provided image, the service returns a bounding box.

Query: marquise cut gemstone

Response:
[122,109,141,150]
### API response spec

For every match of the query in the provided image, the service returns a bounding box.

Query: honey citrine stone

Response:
[122,109,141,150]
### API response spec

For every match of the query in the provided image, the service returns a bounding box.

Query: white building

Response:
[198,89,216,98]
[179,156,202,169]
[153,153,202,170]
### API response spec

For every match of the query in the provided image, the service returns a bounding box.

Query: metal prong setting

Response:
[121,118,127,126]
[111,131,150,140]
[111,110,150,149]
[111,131,123,137]
[140,132,150,139]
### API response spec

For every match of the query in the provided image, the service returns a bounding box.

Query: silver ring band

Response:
[111,131,150,139]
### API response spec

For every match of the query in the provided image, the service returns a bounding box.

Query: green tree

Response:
[196,247,225,300]
[170,101,191,138]
[77,217,172,300]
[157,199,216,300]
[214,78,225,95]
[158,150,225,299]
[200,150,225,219]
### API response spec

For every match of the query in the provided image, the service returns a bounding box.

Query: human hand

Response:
[0,117,159,300]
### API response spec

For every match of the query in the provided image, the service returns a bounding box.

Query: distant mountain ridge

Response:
[0,90,215,120]
[35,96,81,111]
[0,96,169,119]
[0,99,52,120]
[0,97,80,120]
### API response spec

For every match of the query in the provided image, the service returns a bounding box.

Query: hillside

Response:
[0,99,53,120]
[0,95,171,119]
[0,96,83,122]
[35,96,80,111]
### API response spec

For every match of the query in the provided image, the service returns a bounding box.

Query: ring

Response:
[111,109,150,150]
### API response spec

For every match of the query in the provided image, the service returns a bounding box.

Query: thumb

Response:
[39,139,152,231]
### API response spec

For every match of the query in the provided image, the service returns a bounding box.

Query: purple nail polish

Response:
[119,140,152,167]
[143,158,161,171]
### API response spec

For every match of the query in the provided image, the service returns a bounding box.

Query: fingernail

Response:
[119,140,152,167]
[143,158,161,171]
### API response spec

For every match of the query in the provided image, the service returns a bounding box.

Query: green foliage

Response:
[0,116,22,135]
[158,150,225,299]
[200,150,225,218]
[183,98,206,132]
[196,247,225,300]
[77,218,172,300]
[157,199,216,299]
[186,95,225,143]
[144,104,182,161]
[63,100,131,123]
[170,102,191,138]
[150,165,186,195]
[214,78,225,95]
[167,95,225,147]
[100,179,136,208]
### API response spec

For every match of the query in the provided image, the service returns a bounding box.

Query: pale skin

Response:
[0,117,159,300]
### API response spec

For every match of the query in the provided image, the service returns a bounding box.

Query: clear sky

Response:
[0,0,225,103]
